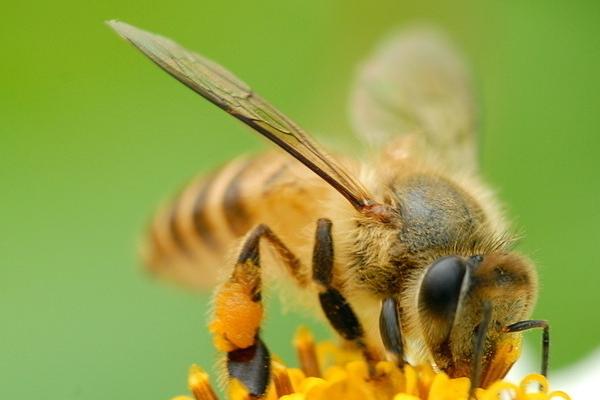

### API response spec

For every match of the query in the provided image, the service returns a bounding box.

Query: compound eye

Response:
[419,256,467,318]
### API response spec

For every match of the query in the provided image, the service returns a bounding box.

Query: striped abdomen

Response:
[143,151,332,288]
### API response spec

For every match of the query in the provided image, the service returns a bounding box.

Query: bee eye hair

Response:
[419,256,467,318]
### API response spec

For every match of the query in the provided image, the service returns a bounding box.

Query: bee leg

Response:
[504,319,550,376]
[379,297,406,367]
[470,301,493,397]
[227,337,270,398]
[312,218,378,369]
[210,224,306,397]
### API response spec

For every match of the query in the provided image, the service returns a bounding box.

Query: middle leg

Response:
[311,218,379,366]
[312,219,406,368]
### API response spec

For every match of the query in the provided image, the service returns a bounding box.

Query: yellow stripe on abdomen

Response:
[142,152,332,289]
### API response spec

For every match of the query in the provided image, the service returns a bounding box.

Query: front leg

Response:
[379,297,406,366]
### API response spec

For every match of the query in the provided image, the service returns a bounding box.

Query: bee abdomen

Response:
[142,152,319,288]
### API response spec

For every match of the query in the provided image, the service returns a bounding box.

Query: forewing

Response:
[108,20,374,211]
[351,27,478,171]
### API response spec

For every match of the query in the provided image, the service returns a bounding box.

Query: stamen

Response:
[272,361,294,396]
[188,365,218,400]
[293,326,321,377]
[171,328,571,400]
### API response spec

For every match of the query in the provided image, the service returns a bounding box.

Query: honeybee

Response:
[109,21,549,397]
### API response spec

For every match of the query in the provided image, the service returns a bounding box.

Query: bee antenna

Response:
[504,319,550,377]
[469,300,492,398]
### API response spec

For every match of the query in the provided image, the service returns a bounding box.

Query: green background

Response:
[2,1,599,398]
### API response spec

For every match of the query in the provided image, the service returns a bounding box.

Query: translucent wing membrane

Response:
[108,21,375,211]
[351,27,479,172]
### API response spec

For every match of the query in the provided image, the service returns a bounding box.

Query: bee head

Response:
[417,252,538,387]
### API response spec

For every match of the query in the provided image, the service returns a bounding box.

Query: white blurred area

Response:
[508,345,600,398]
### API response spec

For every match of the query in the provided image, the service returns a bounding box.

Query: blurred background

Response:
[1,1,599,398]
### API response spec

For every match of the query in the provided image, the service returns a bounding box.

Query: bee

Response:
[109,21,549,397]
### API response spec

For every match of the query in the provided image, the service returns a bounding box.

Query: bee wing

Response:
[108,21,376,212]
[351,27,478,171]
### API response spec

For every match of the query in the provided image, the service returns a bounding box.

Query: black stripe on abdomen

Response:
[191,173,221,251]
[223,159,253,236]
[168,198,191,257]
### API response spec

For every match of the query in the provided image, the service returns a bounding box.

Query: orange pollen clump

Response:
[209,281,263,351]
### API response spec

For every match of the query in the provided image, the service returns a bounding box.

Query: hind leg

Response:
[209,224,306,396]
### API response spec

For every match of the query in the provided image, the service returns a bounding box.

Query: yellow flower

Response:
[171,328,570,400]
